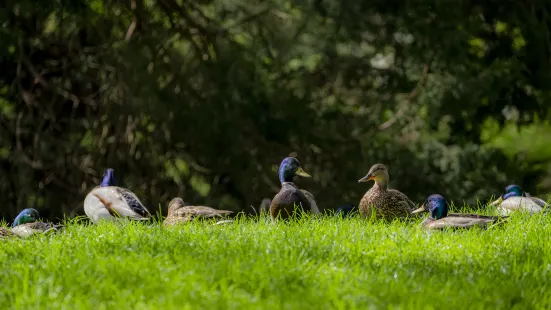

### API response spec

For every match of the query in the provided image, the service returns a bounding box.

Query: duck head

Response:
[412,194,448,220]
[278,157,311,183]
[12,208,40,228]
[489,184,525,206]
[100,168,117,187]
[168,197,186,215]
[358,163,389,186]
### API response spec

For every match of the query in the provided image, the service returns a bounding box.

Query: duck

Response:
[358,163,417,221]
[489,184,549,216]
[335,204,358,217]
[163,197,233,226]
[413,194,507,230]
[258,198,272,215]
[11,208,63,238]
[0,227,17,238]
[270,157,314,220]
[301,190,320,215]
[84,168,152,223]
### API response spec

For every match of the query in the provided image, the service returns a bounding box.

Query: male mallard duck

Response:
[358,163,417,220]
[301,190,320,215]
[270,157,314,220]
[413,194,507,230]
[163,197,233,226]
[489,184,549,216]
[84,168,152,223]
[335,204,358,218]
[11,208,63,238]
[258,198,272,215]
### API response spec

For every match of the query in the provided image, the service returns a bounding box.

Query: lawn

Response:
[1,210,550,309]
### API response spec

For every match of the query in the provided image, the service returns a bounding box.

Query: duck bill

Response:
[489,196,503,206]
[295,167,311,178]
[358,173,374,183]
[411,204,426,214]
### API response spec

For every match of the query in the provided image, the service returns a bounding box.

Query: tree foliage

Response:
[1,0,550,220]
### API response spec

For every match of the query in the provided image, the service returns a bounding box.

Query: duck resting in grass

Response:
[270,157,316,220]
[358,163,417,221]
[163,197,233,226]
[11,208,63,238]
[489,184,548,216]
[413,194,507,230]
[0,227,17,239]
[84,168,152,223]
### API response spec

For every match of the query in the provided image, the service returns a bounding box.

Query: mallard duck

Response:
[358,163,417,220]
[335,204,358,218]
[270,157,314,220]
[413,194,507,230]
[11,208,63,238]
[84,168,152,223]
[258,198,272,215]
[163,197,233,226]
[300,190,320,214]
[489,184,549,215]
[0,227,17,238]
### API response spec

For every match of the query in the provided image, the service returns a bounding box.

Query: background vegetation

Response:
[1,0,551,220]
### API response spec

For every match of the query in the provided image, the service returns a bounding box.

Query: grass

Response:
[1,209,551,309]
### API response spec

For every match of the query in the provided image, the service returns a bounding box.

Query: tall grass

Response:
[1,210,550,309]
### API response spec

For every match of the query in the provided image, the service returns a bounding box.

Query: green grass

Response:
[1,211,551,309]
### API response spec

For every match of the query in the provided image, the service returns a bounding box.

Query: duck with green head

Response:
[358,163,417,220]
[489,184,548,216]
[270,157,316,220]
[84,168,152,223]
[11,208,63,238]
[413,194,507,230]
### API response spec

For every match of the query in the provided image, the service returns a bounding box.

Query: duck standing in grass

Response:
[358,163,417,220]
[270,157,314,220]
[413,194,507,230]
[84,168,152,223]
[163,197,233,226]
[489,184,548,216]
[11,208,63,238]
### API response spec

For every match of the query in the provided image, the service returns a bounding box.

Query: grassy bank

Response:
[1,211,550,309]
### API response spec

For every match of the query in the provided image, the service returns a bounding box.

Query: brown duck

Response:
[163,197,233,226]
[358,163,417,220]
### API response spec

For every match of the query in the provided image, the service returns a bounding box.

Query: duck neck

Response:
[374,178,388,191]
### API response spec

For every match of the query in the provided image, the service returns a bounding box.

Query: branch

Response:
[378,63,430,131]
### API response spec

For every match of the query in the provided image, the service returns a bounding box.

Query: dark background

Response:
[1,0,550,221]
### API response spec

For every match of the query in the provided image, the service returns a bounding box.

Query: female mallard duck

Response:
[358,163,417,220]
[489,184,548,216]
[413,194,507,230]
[11,208,63,238]
[84,168,152,223]
[270,157,314,220]
[163,197,233,226]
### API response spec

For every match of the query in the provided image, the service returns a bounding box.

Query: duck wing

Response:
[387,189,417,211]
[175,206,233,219]
[425,215,500,230]
[300,190,320,214]
[117,187,152,218]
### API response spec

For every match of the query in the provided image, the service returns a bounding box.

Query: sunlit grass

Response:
[1,208,551,309]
